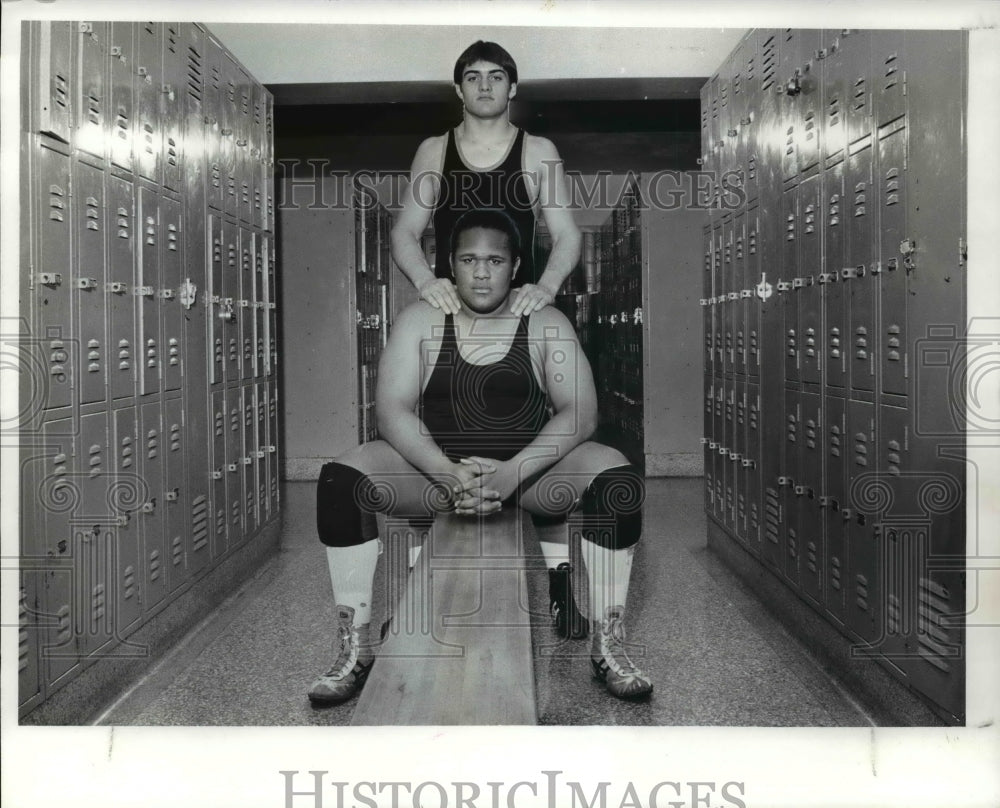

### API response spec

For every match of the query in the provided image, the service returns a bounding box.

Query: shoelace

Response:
[323,624,360,680]
[601,615,641,677]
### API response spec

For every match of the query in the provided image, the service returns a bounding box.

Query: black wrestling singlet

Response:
[420,314,549,461]
[432,128,538,283]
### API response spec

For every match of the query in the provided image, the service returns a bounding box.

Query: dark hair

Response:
[449,208,522,263]
[453,41,518,86]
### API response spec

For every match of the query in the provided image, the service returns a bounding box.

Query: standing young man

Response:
[390,40,582,318]
[390,42,588,638]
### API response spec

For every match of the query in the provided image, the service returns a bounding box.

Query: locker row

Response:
[700,28,915,202]
[27,21,274,229]
[19,381,281,705]
[28,141,277,415]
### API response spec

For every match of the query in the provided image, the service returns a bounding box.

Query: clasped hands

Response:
[443,456,515,516]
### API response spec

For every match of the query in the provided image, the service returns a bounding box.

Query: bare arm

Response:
[511,136,583,316]
[389,136,461,314]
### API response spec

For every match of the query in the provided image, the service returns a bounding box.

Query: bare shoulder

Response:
[523,133,562,166]
[527,305,576,342]
[393,300,444,335]
[411,133,448,171]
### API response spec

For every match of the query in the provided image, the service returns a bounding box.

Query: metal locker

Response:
[721,215,734,374]
[19,572,42,708]
[241,384,258,538]
[74,21,108,160]
[717,57,734,182]
[182,23,207,209]
[797,174,822,385]
[755,31,782,195]
[267,235,277,375]
[222,219,240,382]
[221,55,239,219]
[210,389,228,558]
[34,141,74,410]
[732,213,747,375]
[208,214,225,385]
[74,159,108,406]
[260,234,272,377]
[134,22,163,185]
[745,383,762,554]
[137,186,160,396]
[234,67,252,224]
[254,383,267,520]
[139,399,167,611]
[877,120,908,398]
[705,74,720,196]
[776,29,803,182]
[711,221,724,371]
[253,230,266,379]
[161,23,185,193]
[205,36,224,212]
[728,40,748,200]
[163,397,188,592]
[713,382,726,524]
[823,395,848,623]
[702,226,714,376]
[32,21,74,143]
[780,188,799,384]
[797,391,823,604]
[781,387,801,591]
[159,196,183,391]
[870,31,906,130]
[838,29,873,148]
[267,380,279,513]
[38,416,79,685]
[225,386,244,540]
[76,410,113,656]
[746,208,760,377]
[112,406,142,635]
[845,141,876,394]
[108,22,135,172]
[699,76,711,173]
[239,227,254,380]
[821,159,848,390]
[723,377,737,532]
[845,398,880,642]
[703,377,715,514]
[251,83,265,229]
[734,379,748,542]
[819,30,846,165]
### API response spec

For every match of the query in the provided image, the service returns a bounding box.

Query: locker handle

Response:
[212,470,223,480]
[740,290,753,299]
[141,501,156,514]
[135,285,154,297]
[221,128,234,136]
[267,446,276,453]
[165,488,179,502]
[159,289,176,300]
[107,281,127,294]
[242,457,252,466]
[77,277,98,290]
[37,273,63,287]
[255,450,266,459]
[227,463,238,473]
[741,458,756,469]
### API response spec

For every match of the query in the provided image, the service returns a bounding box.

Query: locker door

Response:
[713,381,726,525]
[112,406,142,635]
[797,391,823,604]
[260,234,271,377]
[74,159,108,406]
[33,21,74,143]
[164,397,188,592]
[35,142,74,410]
[798,175,822,386]
[108,177,137,404]
[820,29,847,166]
[205,36,223,212]
[839,30,873,148]
[782,387,801,591]
[823,396,848,623]
[237,67,253,224]
[38,417,79,685]
[140,400,167,610]
[746,208,761,378]
[255,382,268,522]
[267,380,279,514]
[878,121,908,397]
[717,57,734,180]
[702,225,714,375]
[160,196,183,391]
[239,227,254,381]
[846,142,876,394]
[732,213,747,375]
[108,22,135,172]
[723,378,737,532]
[267,236,278,375]
[74,21,108,160]
[19,573,41,708]
[208,214,225,385]
[846,399,879,642]
[252,83,266,230]
[223,220,241,382]
[822,159,848,391]
[137,187,160,396]
[182,23,207,208]
[721,216,734,374]
[221,55,238,219]
[734,379,748,542]
[241,384,258,538]
[76,411,112,656]
[777,28,804,182]
[756,31,781,195]
[703,377,715,514]
[705,74,720,194]
[226,386,244,540]
[729,41,748,200]
[135,22,162,185]
[711,221,724,371]
[745,383,762,554]
[161,23,184,193]
[781,188,799,383]
[211,390,228,558]
[871,31,906,130]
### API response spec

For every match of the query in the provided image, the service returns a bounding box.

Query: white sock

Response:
[324,540,380,626]
[539,540,570,570]
[581,539,635,623]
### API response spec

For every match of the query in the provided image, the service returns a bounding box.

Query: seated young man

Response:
[311,208,652,705]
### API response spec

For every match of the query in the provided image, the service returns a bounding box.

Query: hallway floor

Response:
[94,479,874,727]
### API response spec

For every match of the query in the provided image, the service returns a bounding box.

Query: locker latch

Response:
[135,285,154,297]
[239,299,251,308]
[728,451,740,462]
[141,501,156,514]
[218,299,235,321]
[900,238,917,272]
[741,458,757,469]
[212,470,223,480]
[159,288,176,300]
[242,456,252,465]
[755,273,773,301]
[107,281,128,294]
[227,463,238,473]
[255,450,266,459]
[267,446,276,453]
[37,273,63,287]
[115,514,130,527]
[776,281,792,292]
[777,476,794,488]
[179,279,197,309]
[727,292,739,301]
[77,277,98,291]
[740,290,753,299]
[165,488,179,503]
[817,272,837,284]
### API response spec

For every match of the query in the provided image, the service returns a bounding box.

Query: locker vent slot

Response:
[231,498,240,526]
[123,563,136,602]
[166,137,178,169]
[828,94,841,130]
[149,549,161,581]
[760,35,777,91]
[166,25,179,54]
[147,428,158,460]
[855,574,869,611]
[19,588,30,672]
[853,430,868,468]
[53,73,70,112]
[211,61,221,91]
[88,443,102,476]
[831,555,842,590]
[192,495,209,552]
[172,534,183,566]
[120,435,133,469]
[86,93,102,127]
[786,411,797,443]
[787,524,798,559]
[215,506,226,537]
[169,422,181,452]
[48,183,67,222]
[746,52,755,83]
[227,79,236,105]
[765,487,780,544]
[56,604,72,646]
[91,582,106,625]
[918,577,954,672]
[749,501,759,535]
[720,80,729,110]
[186,46,203,102]
[887,593,901,635]
[852,76,867,113]
[733,71,741,97]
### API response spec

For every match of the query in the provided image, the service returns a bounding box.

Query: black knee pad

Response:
[573,464,645,549]
[316,462,381,547]
[530,512,569,529]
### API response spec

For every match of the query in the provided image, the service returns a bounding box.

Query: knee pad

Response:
[316,462,381,547]
[530,512,569,529]
[573,464,645,549]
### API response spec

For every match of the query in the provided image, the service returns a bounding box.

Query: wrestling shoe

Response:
[590,606,653,700]
[548,562,589,639]
[308,606,374,705]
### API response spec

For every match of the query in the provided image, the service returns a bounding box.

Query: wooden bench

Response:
[350,510,537,725]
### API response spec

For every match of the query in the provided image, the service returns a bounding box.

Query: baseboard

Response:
[20,518,283,725]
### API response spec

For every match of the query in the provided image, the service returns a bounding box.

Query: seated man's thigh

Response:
[333,440,446,516]
[518,441,630,517]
